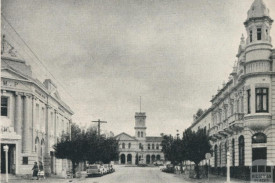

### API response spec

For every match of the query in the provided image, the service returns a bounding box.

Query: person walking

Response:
[38,161,45,179]
[32,162,38,180]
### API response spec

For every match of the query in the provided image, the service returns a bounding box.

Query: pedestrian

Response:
[32,162,38,180]
[38,161,45,179]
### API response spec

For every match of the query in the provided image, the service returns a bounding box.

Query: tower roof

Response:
[247,0,270,20]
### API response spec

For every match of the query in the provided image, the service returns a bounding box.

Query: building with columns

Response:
[188,0,275,179]
[115,112,164,165]
[1,36,73,176]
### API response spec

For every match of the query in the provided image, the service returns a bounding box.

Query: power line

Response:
[1,13,76,101]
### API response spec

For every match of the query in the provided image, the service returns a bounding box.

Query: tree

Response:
[193,108,204,120]
[54,124,86,176]
[183,129,211,179]
[161,135,186,167]
[53,123,119,176]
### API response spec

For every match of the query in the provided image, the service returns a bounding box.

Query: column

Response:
[44,105,51,176]
[244,129,252,166]
[54,110,58,143]
[23,94,31,153]
[14,92,22,135]
[32,96,36,152]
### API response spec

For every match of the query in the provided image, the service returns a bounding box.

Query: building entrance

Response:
[1,144,16,174]
[252,148,267,162]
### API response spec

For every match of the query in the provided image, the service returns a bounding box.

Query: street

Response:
[1,165,249,183]
[79,166,189,183]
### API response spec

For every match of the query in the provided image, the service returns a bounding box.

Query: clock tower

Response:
[135,112,146,140]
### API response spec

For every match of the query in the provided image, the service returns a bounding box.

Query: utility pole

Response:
[92,119,107,136]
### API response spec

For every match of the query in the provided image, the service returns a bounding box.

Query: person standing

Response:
[32,162,38,180]
[38,161,45,179]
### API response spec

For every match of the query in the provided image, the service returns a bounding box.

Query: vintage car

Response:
[86,164,104,176]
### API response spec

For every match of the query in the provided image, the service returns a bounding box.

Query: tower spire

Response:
[140,96,141,113]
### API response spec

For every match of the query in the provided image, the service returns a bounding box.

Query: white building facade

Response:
[115,112,164,165]
[1,36,73,176]
[189,0,275,179]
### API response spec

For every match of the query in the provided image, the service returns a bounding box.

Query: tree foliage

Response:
[161,129,211,178]
[53,123,119,176]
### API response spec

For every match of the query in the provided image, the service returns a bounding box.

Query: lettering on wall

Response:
[1,79,19,87]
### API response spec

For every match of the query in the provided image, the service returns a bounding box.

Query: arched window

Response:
[122,143,125,149]
[35,137,39,153]
[152,144,155,149]
[156,144,159,150]
[141,132,143,137]
[224,141,228,165]
[128,143,131,149]
[252,133,266,144]
[139,143,142,149]
[239,135,245,166]
[232,139,235,166]
[214,145,218,168]
[41,139,45,157]
[148,144,150,150]
[138,131,140,137]
[219,143,222,166]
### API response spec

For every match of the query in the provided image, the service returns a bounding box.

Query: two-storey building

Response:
[1,35,74,176]
[189,0,275,179]
[115,112,164,165]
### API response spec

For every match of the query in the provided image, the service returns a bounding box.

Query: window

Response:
[237,100,240,113]
[239,136,245,166]
[128,143,131,149]
[250,30,253,42]
[257,28,262,40]
[252,133,267,143]
[23,157,28,165]
[219,143,222,166]
[156,144,159,150]
[139,143,142,149]
[152,144,155,149]
[1,97,8,116]
[230,103,234,115]
[232,139,235,166]
[256,88,268,112]
[148,144,150,150]
[214,145,218,168]
[138,131,140,137]
[247,90,251,114]
[122,143,125,149]
[141,132,143,137]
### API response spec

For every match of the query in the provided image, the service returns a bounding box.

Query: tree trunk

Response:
[180,162,183,174]
[195,163,200,179]
[72,161,77,178]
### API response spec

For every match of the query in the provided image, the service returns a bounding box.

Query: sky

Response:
[1,0,275,137]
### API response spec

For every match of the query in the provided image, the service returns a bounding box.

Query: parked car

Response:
[103,164,110,174]
[109,164,115,173]
[161,164,174,173]
[154,160,164,166]
[86,164,104,176]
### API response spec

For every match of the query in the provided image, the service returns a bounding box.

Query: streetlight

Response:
[3,145,9,183]
[226,151,231,183]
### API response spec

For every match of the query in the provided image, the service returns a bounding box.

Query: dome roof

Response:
[247,0,270,20]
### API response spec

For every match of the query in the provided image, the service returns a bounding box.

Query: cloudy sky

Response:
[2,0,275,136]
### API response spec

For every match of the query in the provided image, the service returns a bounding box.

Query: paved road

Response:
[79,166,190,183]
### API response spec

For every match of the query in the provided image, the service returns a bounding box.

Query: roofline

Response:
[1,67,74,115]
[188,107,213,130]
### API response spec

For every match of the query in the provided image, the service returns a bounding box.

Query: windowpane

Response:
[1,97,8,116]
[263,95,267,110]
[250,30,253,42]
[257,28,262,40]
[256,95,261,111]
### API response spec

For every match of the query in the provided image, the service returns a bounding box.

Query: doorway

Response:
[1,144,16,174]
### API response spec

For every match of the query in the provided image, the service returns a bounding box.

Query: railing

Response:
[228,113,244,125]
